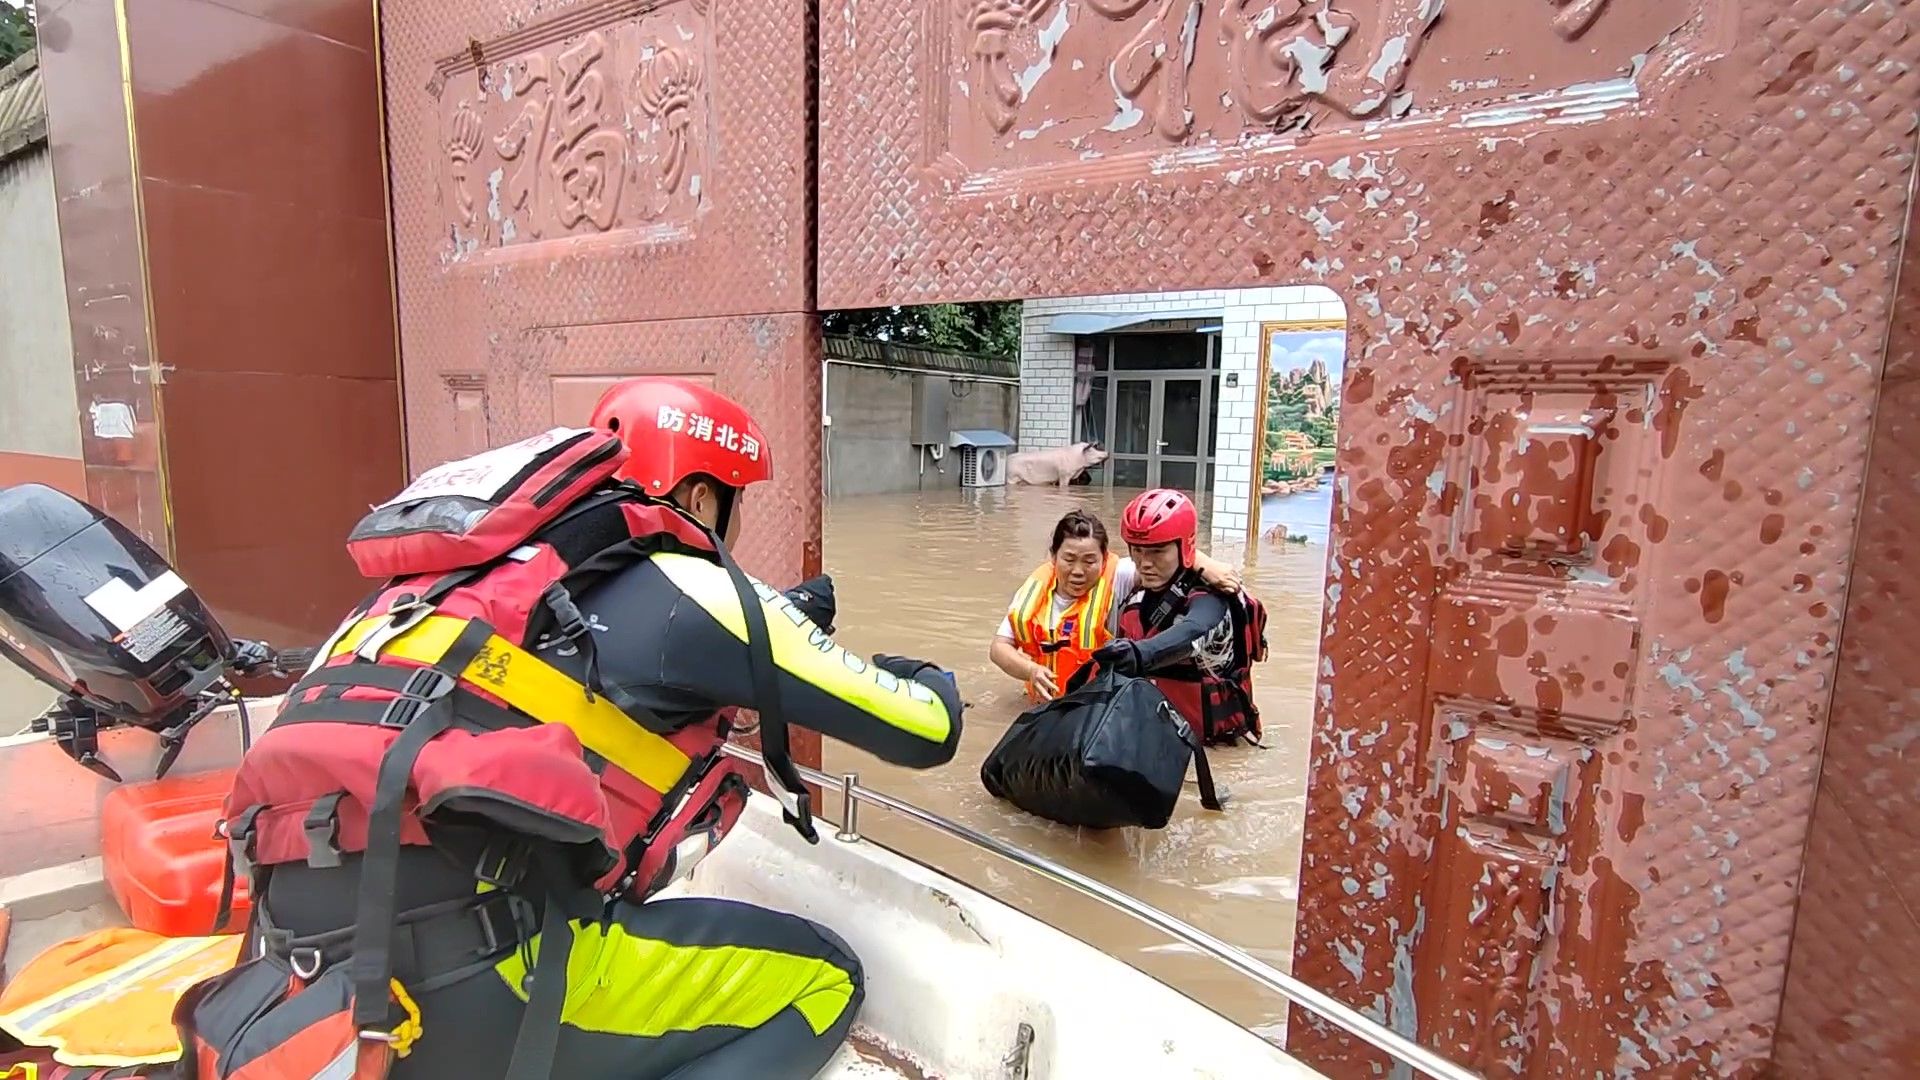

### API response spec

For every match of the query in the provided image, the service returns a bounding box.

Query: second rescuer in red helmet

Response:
[221,375,963,1080]
[1095,488,1268,746]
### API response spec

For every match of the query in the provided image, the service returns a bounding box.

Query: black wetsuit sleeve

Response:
[1133,590,1231,673]
[573,553,962,769]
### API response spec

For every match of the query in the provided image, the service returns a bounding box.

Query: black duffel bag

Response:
[980,665,1224,829]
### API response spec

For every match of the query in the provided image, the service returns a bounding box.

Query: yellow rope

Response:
[1,1065,38,1080]
[386,978,424,1058]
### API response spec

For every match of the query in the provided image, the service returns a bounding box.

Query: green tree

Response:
[0,3,34,67]
[821,301,1022,359]
[1305,411,1337,448]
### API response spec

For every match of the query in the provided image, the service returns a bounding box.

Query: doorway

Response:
[1076,328,1219,493]
[1104,374,1212,490]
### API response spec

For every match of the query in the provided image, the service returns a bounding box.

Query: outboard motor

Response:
[0,484,307,781]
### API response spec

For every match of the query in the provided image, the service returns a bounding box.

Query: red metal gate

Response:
[815,1,1917,1076]
[378,0,823,764]
[378,0,819,584]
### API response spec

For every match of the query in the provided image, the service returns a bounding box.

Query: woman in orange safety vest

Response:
[990,509,1239,702]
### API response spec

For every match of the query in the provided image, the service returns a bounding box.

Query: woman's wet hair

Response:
[1049,510,1109,555]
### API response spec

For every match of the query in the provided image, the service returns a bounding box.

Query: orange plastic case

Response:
[101,769,250,936]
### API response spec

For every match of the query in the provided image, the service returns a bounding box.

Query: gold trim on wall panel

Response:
[371,0,410,478]
[1245,318,1348,548]
[113,0,173,556]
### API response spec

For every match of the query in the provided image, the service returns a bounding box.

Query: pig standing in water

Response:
[1007,442,1110,487]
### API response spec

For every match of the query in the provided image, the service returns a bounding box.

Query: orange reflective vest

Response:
[1006,554,1121,701]
[0,927,243,1068]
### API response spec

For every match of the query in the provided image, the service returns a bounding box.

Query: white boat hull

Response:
[671,797,1317,1079]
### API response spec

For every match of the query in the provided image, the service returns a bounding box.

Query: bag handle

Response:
[1187,734,1226,812]
[1063,660,1107,696]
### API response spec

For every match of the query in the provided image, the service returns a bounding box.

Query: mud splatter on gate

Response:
[818,0,1918,1069]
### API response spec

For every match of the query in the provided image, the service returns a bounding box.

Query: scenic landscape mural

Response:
[1256,323,1345,544]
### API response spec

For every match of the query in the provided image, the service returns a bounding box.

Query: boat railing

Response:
[719,743,1480,1080]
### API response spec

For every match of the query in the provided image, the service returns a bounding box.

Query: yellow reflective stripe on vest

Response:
[0,929,242,1067]
[330,614,691,794]
[1075,554,1119,650]
[1006,564,1056,650]
[493,919,856,1038]
[649,553,952,745]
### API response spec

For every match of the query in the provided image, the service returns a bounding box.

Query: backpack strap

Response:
[348,619,491,1036]
[709,535,817,845]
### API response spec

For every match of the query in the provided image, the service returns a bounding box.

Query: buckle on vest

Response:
[303,791,347,869]
[289,946,324,981]
[539,583,590,646]
[473,842,528,889]
[354,600,435,661]
[380,669,456,728]
[219,805,264,874]
[471,892,535,959]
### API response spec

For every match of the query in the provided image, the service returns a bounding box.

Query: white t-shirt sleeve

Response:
[996,581,1025,642]
[1107,558,1139,635]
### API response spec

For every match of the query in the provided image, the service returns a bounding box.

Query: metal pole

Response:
[719,744,1476,1080]
[835,772,860,842]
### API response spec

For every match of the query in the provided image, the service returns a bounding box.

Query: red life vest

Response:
[1118,577,1268,747]
[203,428,809,1080]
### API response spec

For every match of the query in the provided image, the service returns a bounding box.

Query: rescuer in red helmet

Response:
[206,377,962,1080]
[1093,488,1268,747]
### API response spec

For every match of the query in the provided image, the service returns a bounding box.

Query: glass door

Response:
[1109,378,1154,488]
[1154,377,1207,493]
[1098,375,1214,493]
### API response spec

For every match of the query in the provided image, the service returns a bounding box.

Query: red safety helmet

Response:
[1120,488,1199,567]
[589,377,773,495]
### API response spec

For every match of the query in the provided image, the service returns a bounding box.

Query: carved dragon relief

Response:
[965,0,1617,142]
[431,2,713,258]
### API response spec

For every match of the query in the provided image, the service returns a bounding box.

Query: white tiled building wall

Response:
[1019,291,1228,446]
[1213,286,1348,538]
[1018,286,1348,541]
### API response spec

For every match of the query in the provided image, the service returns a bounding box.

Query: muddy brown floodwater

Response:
[821,486,1328,1043]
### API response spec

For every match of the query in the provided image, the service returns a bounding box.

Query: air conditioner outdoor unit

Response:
[961,445,1008,488]
[950,430,1015,489]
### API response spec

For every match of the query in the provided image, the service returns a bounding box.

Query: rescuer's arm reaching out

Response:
[1090,590,1232,677]
[578,553,962,769]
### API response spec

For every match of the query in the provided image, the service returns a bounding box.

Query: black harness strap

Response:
[710,535,816,844]
[257,891,535,995]
[348,619,491,1034]
[502,852,602,1080]
[212,804,265,934]
[276,658,531,729]
[501,899,573,1080]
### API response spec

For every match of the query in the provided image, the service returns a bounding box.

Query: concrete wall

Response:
[1016,287,1347,539]
[0,143,82,494]
[824,362,1019,498]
